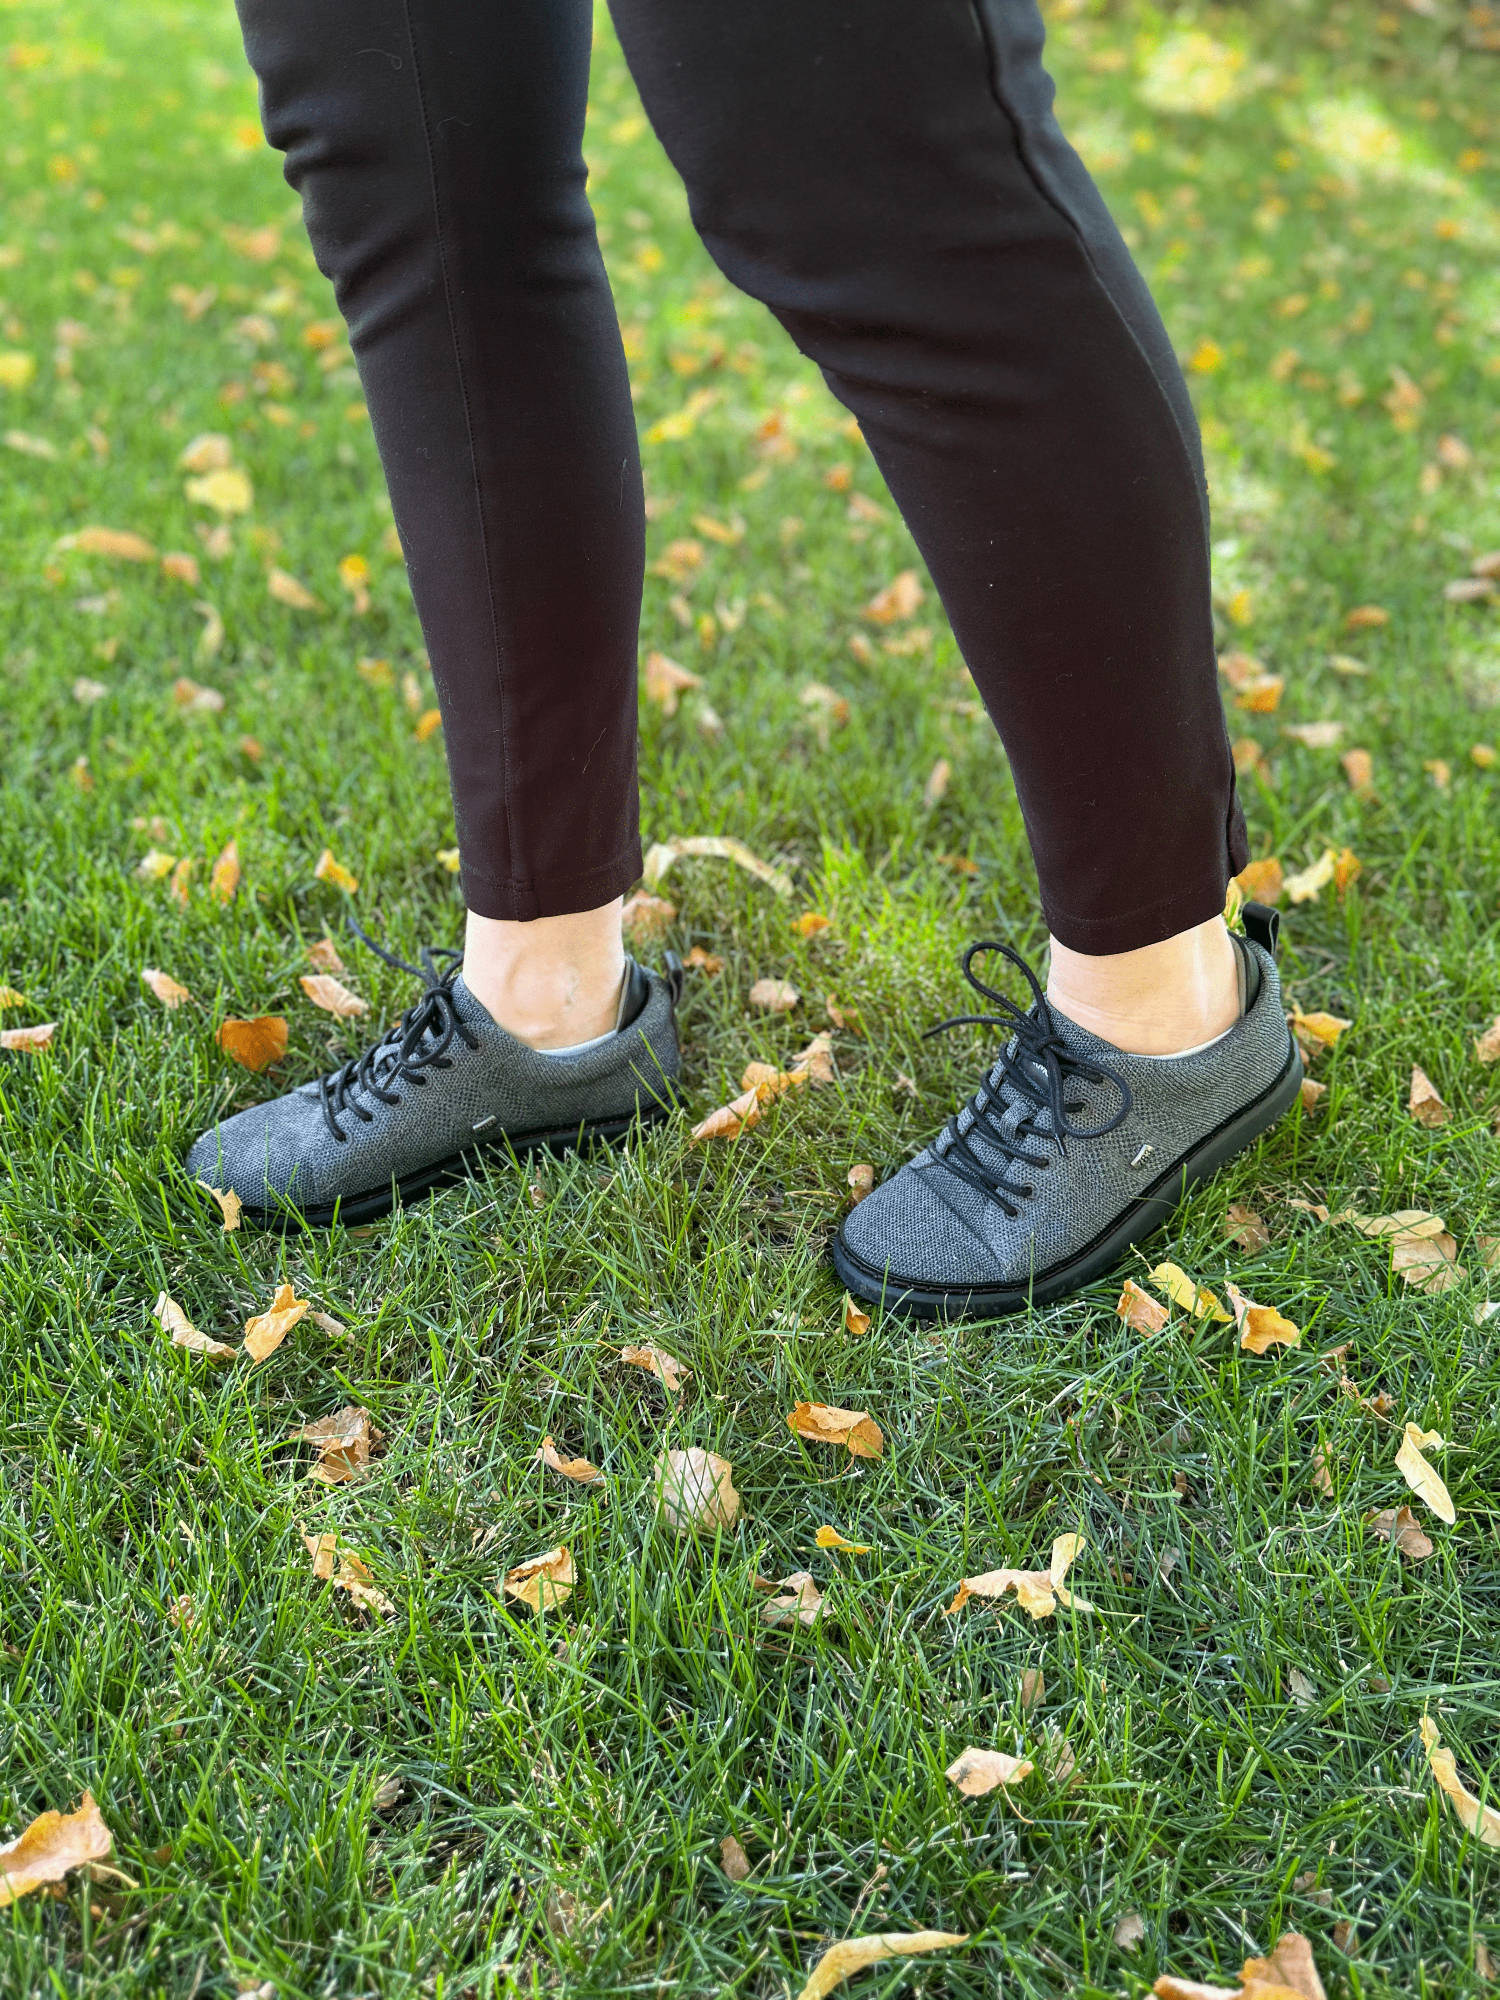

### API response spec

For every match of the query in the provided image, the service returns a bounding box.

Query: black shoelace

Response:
[318,923,479,1143]
[922,941,1133,1217]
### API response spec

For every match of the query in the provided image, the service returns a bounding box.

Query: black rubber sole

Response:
[829,1040,1305,1322]
[235,1101,674,1232]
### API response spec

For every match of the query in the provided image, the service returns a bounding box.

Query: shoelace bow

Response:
[318,922,479,1142]
[922,941,1133,1217]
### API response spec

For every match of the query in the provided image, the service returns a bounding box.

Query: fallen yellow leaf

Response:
[787,1401,884,1459]
[842,1291,871,1336]
[293,1405,383,1484]
[217,1015,288,1072]
[1409,1064,1450,1128]
[815,1526,871,1553]
[1,1023,55,1052]
[299,973,369,1018]
[1341,748,1375,795]
[243,1281,309,1364]
[1235,857,1283,904]
[209,838,240,903]
[503,1544,574,1612]
[152,1291,236,1360]
[1149,1262,1232,1322]
[945,1747,1033,1797]
[620,1343,691,1394]
[1421,1716,1500,1849]
[640,833,793,898]
[795,1931,967,2000]
[642,650,702,714]
[1287,1010,1352,1052]
[0,1792,114,1909]
[863,570,925,624]
[69,525,157,561]
[1153,1928,1326,2000]
[1235,674,1283,712]
[536,1436,603,1485]
[1474,1015,1500,1064]
[185,466,253,514]
[196,1181,242,1233]
[1117,1277,1169,1333]
[313,848,358,894]
[141,966,192,1009]
[749,977,799,1011]
[304,1533,395,1615]
[947,1534,1090,1620]
[1395,1422,1455,1524]
[177,432,232,473]
[267,565,322,611]
[1284,850,1336,903]
[1225,1282,1302,1354]
[655,1447,740,1531]
[759,1570,824,1628]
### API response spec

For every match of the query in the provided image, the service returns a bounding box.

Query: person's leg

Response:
[234,0,634,1043]
[609,0,1246,1051]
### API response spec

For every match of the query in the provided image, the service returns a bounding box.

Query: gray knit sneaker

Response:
[831,904,1302,1319]
[185,932,683,1227]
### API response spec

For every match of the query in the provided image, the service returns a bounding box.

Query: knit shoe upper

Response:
[835,930,1298,1308]
[185,941,680,1223]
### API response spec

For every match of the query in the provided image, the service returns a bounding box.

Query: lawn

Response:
[2,0,1500,1994]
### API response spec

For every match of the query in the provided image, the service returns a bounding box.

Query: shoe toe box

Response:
[185,1087,329,1211]
[840,1159,1011,1291]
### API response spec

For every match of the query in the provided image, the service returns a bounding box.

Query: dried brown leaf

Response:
[153,1291,236,1360]
[1299,1078,1327,1114]
[1118,1276,1170,1333]
[243,1281,309,1363]
[621,892,677,946]
[0,1792,114,1908]
[293,1404,383,1485]
[304,1533,395,1615]
[620,1342,691,1394]
[1409,1064,1451,1127]
[795,1932,968,2000]
[142,966,192,1009]
[216,1015,288,1073]
[1020,1668,1046,1711]
[846,1163,874,1206]
[536,1436,603,1486]
[749,977,799,1012]
[1224,1203,1270,1252]
[299,973,369,1018]
[759,1570,824,1628]
[1366,1504,1434,1560]
[209,839,240,902]
[503,1544,574,1612]
[787,1401,884,1459]
[307,936,345,973]
[720,1833,751,1881]
[643,650,703,714]
[863,569,925,624]
[842,1292,871,1337]
[945,1747,1033,1797]
[655,1447,740,1531]
[1225,1282,1302,1354]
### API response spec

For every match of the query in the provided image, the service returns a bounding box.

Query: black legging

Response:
[234,0,1248,956]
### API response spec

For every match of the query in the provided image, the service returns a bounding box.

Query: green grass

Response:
[1,0,1500,1994]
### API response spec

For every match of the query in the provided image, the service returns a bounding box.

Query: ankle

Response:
[1046,915,1241,1058]
[462,900,626,1050]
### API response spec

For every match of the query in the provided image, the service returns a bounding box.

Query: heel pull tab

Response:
[1242,900,1281,957]
[663,950,684,1009]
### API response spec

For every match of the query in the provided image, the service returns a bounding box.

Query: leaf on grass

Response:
[1475,1016,1500,1064]
[178,432,233,474]
[1020,1668,1046,1711]
[1341,748,1376,795]
[923,758,952,808]
[720,1834,751,1882]
[136,849,176,882]
[792,1032,838,1083]
[73,675,108,705]
[1396,1422,1455,1524]
[313,848,358,893]
[1283,722,1344,749]
[641,834,793,898]
[846,1164,874,1205]
[1311,1447,1334,1498]
[217,1015,288,1073]
[947,1534,1089,1621]
[68,526,157,562]
[243,1281,309,1363]
[863,570,925,624]
[196,1181,242,1233]
[1421,1716,1500,1849]
[502,1544,574,1612]
[1235,675,1285,713]
[300,973,368,1018]
[1115,1912,1148,1953]
[1225,1204,1270,1252]
[683,945,724,974]
[184,467,253,514]
[1235,858,1283,905]
[749,977,800,1011]
[1153,1931,1326,1999]
[1392,1232,1466,1293]
[536,1436,603,1486]
[304,1533,396,1615]
[621,1343,691,1394]
[142,966,192,1009]
[945,1747,1034,1798]
[843,1292,871,1337]
[153,1291,236,1360]
[1366,1505,1433,1560]
[759,1571,825,1628]
[1409,1065,1450,1128]
[792,911,830,938]
[787,1401,883,1459]
[795,1932,968,2000]
[1225,1283,1302,1354]
[293,1405,383,1484]
[621,892,677,946]
[0,1792,114,1909]
[816,1526,871,1553]
[209,839,240,902]
[1284,850,1337,903]
[1118,1277,1170,1333]
[1288,1668,1317,1710]
[0,986,24,1009]
[655,1448,740,1531]
[171,676,225,714]
[168,1594,196,1631]
[1338,1208,1446,1240]
[1,1023,55,1052]
[266,566,323,611]
[1287,1011,1352,1056]
[1149,1262,1232,1323]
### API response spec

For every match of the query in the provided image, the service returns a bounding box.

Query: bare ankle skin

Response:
[462,898,626,1049]
[1046,914,1241,1057]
